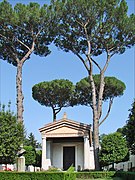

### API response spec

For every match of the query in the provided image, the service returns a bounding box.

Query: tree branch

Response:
[91,57,102,71]
[8,47,20,63]
[21,41,35,64]
[83,20,91,56]
[96,51,111,119]
[102,51,111,73]
[35,28,43,39]
[76,53,89,72]
[15,38,31,51]
[99,97,114,126]
[0,34,20,63]
[82,22,98,117]
[75,19,84,27]
[55,107,62,115]
[0,33,7,39]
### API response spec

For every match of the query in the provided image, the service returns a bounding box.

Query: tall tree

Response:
[124,100,135,155]
[0,102,24,164]
[52,0,135,169]
[32,79,75,121]
[99,132,129,168]
[75,75,126,126]
[35,150,42,168]
[0,1,56,123]
[24,146,36,166]
[24,133,42,167]
[24,133,38,149]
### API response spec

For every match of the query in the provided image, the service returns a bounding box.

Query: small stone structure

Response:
[16,144,26,172]
[17,156,25,172]
[39,113,95,171]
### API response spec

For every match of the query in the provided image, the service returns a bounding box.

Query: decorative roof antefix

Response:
[39,112,91,133]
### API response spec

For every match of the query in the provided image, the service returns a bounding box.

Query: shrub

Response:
[0,171,76,180]
[65,166,76,180]
[76,171,116,179]
[0,172,65,180]
[47,166,60,172]
[115,171,135,180]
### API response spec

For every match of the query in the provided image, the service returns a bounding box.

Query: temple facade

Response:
[39,113,95,171]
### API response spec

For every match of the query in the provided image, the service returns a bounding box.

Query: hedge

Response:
[115,171,135,180]
[0,172,75,180]
[0,165,76,180]
[0,171,115,180]
[75,171,115,179]
[1,171,134,180]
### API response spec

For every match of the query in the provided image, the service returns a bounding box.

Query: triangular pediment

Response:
[39,116,91,138]
[46,126,85,137]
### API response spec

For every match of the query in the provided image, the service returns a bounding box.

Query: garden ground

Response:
[77,178,122,180]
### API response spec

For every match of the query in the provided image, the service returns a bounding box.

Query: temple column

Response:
[89,146,95,169]
[46,141,51,168]
[84,135,89,169]
[47,141,51,159]
[41,135,46,170]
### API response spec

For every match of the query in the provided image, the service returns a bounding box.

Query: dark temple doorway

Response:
[63,146,75,170]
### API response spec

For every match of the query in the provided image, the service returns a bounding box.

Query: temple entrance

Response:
[63,146,75,170]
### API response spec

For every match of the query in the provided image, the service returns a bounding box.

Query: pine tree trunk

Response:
[16,61,24,123]
[93,114,100,170]
[53,113,56,122]
[52,108,56,122]
[88,73,104,170]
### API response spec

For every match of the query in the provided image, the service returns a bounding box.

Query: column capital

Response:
[84,135,89,140]
[42,134,46,139]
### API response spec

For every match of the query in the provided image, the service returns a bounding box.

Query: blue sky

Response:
[0,0,134,142]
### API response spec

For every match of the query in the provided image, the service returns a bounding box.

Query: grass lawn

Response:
[76,178,122,180]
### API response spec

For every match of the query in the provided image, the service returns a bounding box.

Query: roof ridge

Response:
[39,118,91,132]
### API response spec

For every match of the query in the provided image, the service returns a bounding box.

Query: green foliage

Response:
[53,0,135,56]
[116,127,125,136]
[24,132,42,167]
[0,0,59,123]
[1,171,134,180]
[67,165,75,172]
[65,165,76,180]
[24,132,39,149]
[52,0,134,170]
[0,102,24,164]
[32,79,75,121]
[124,100,135,155]
[32,79,74,107]
[24,146,36,166]
[76,171,116,179]
[75,75,126,106]
[0,0,57,64]
[0,172,72,180]
[0,0,14,23]
[99,132,129,166]
[47,166,60,172]
[115,171,135,180]
[99,133,107,143]
[35,150,42,167]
